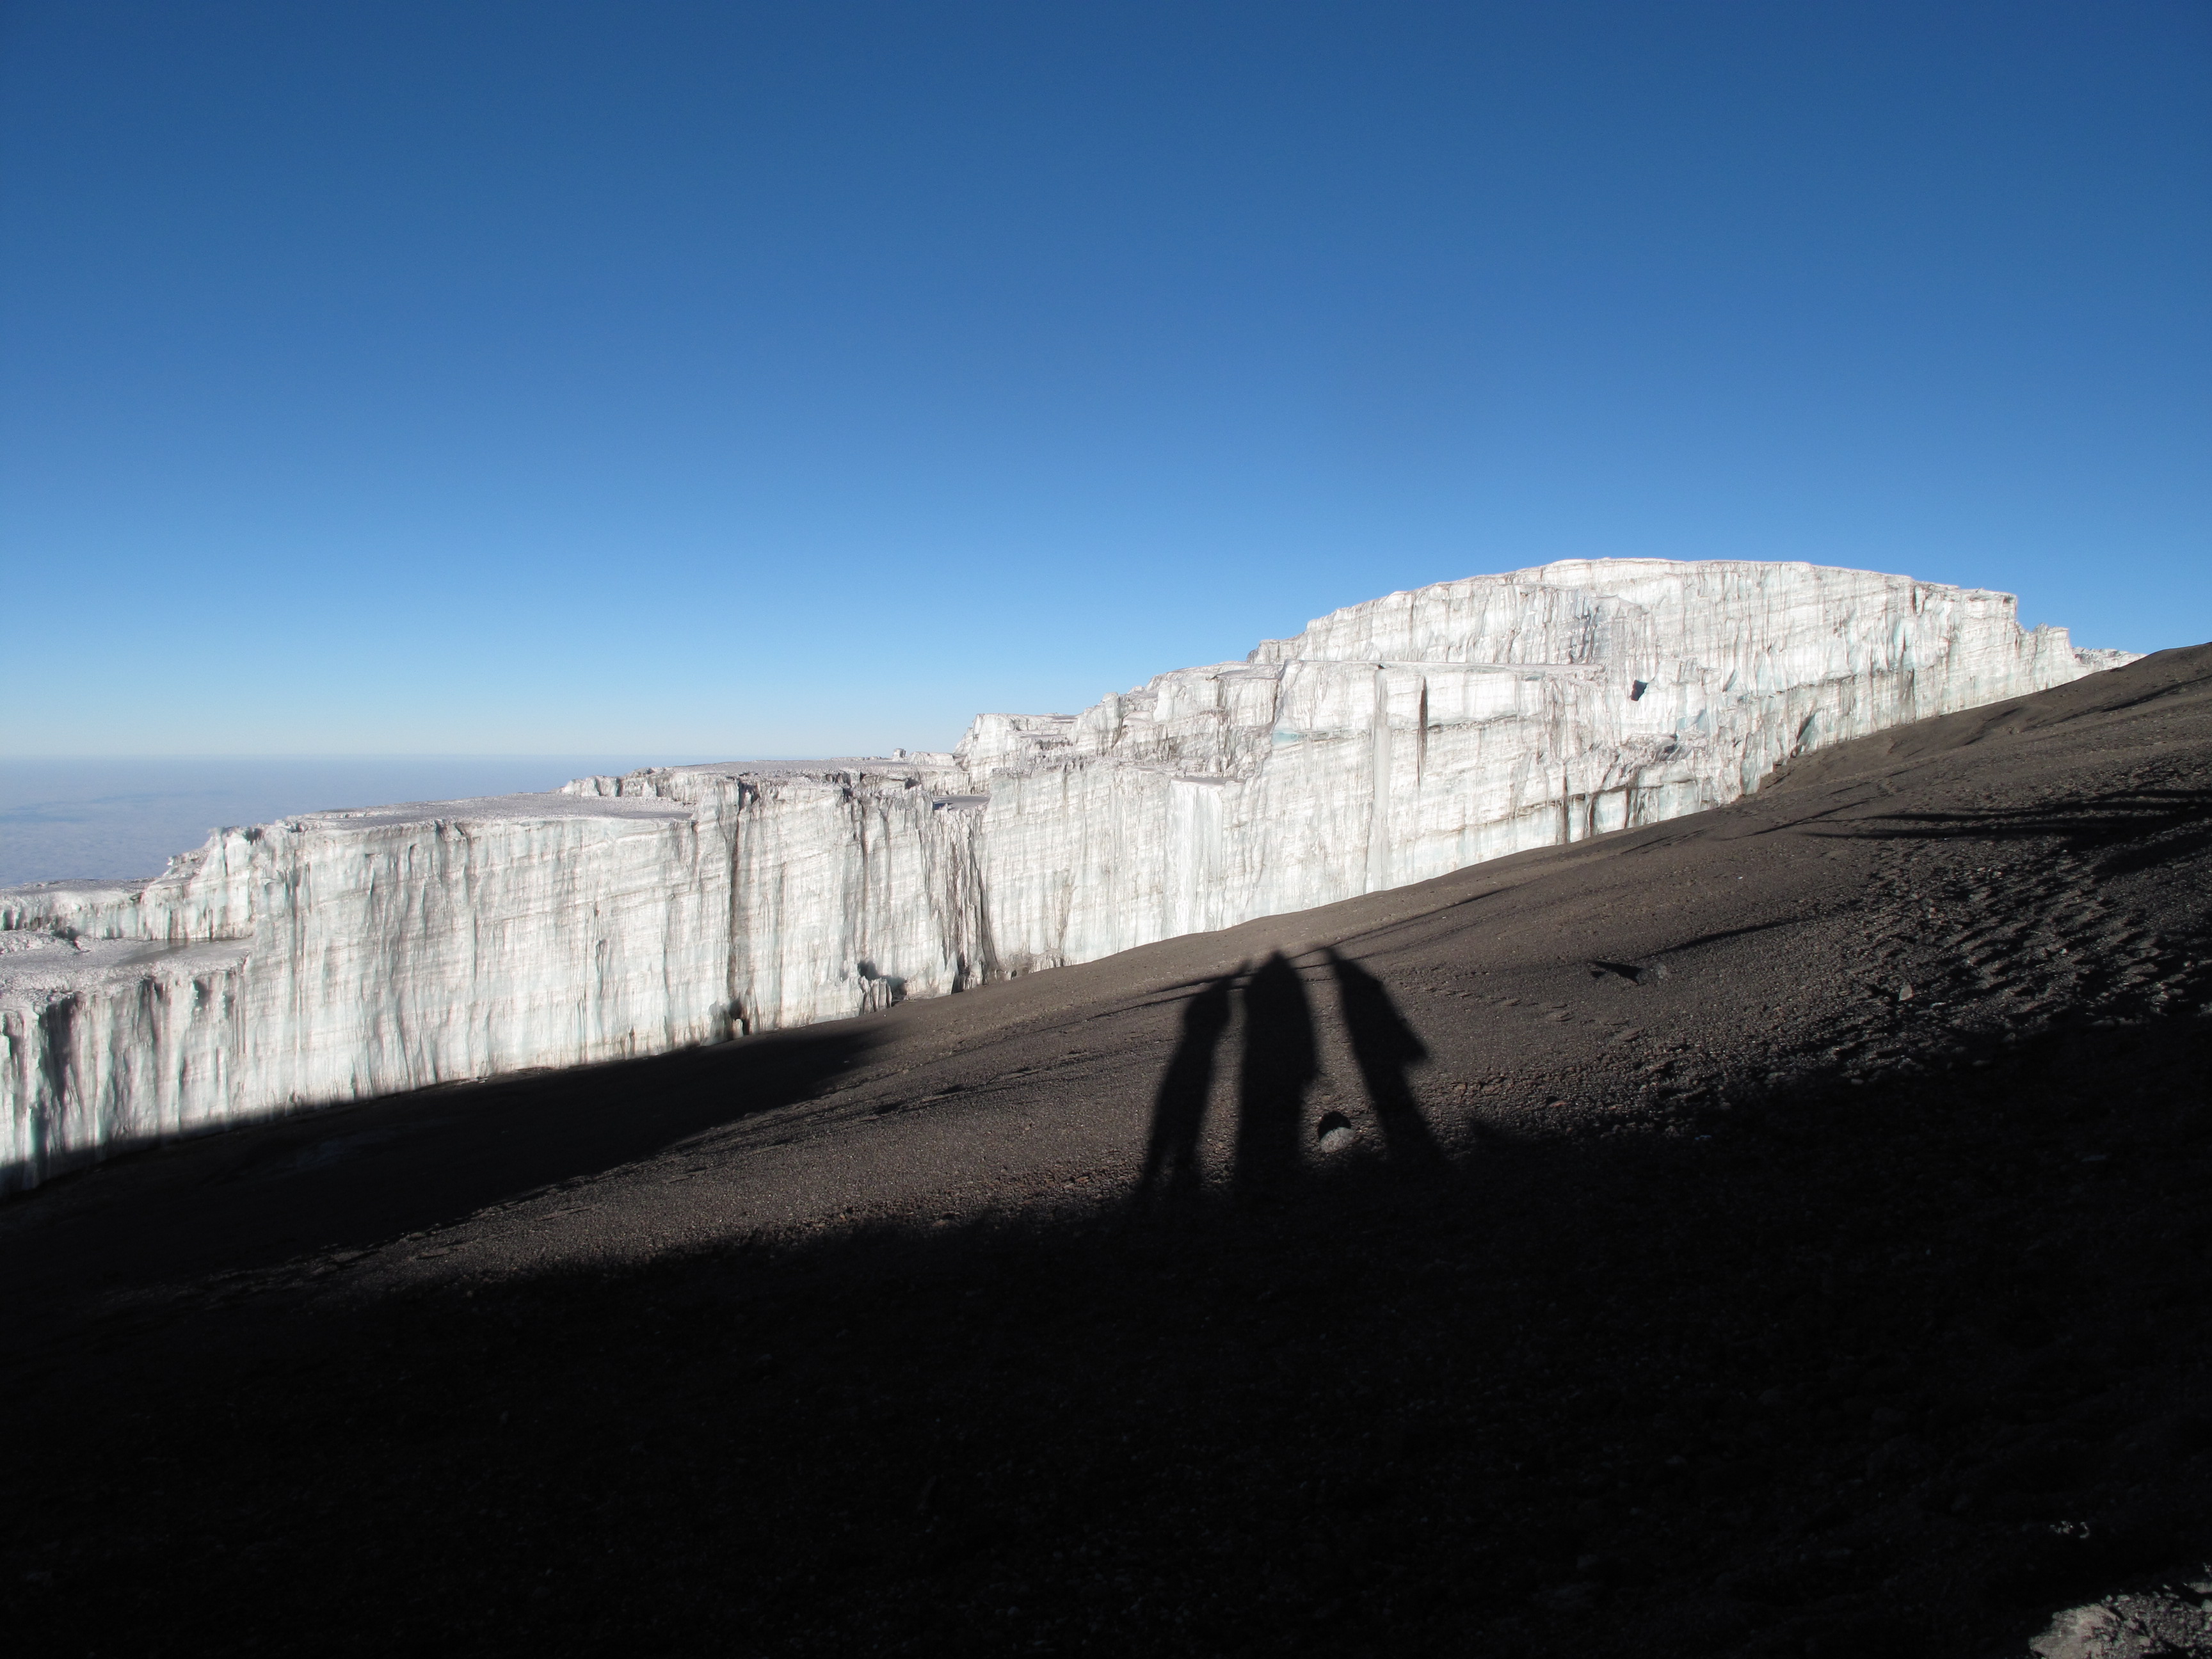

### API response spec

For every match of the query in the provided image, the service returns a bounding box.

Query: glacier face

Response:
[0,559,2130,1189]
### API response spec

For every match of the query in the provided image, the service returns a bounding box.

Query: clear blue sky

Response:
[4,0,2206,758]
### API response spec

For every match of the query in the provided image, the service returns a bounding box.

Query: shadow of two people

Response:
[1136,947,1447,1208]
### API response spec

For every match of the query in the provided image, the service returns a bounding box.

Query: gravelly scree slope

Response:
[3,646,2209,1658]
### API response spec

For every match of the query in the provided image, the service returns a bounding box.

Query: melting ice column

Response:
[1366,666,1393,896]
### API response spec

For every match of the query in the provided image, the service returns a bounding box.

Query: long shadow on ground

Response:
[1817,787,2212,879]
[4,991,2208,1658]
[0,1022,872,1310]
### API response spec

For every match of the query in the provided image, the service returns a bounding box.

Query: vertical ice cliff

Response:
[1,559,2131,1189]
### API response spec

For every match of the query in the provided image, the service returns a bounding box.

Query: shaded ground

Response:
[6,647,2212,1657]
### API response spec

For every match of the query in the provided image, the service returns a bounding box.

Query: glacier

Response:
[0,559,2134,1190]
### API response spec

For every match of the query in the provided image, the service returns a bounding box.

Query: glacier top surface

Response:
[293,792,694,830]
[1263,557,2016,644]
[0,930,253,998]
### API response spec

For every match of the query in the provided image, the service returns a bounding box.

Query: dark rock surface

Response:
[5,645,2211,1656]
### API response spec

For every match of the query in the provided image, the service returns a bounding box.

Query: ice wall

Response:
[1,559,2128,1189]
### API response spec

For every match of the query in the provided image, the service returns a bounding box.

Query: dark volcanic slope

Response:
[7,648,2212,1659]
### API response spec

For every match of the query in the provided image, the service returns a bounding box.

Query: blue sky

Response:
[3,0,2205,758]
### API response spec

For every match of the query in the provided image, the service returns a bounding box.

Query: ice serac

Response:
[1,559,2133,1189]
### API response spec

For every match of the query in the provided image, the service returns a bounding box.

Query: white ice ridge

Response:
[1,559,2135,1189]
